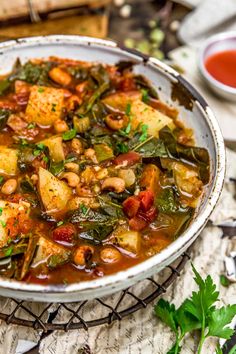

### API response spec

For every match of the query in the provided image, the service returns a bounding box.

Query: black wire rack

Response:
[0,248,192,333]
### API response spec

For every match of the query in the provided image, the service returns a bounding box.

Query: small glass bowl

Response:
[199,31,236,101]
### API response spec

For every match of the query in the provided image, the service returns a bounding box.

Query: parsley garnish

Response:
[4,245,13,257]
[38,87,44,93]
[0,176,4,184]
[62,129,76,141]
[57,221,64,227]
[27,123,36,129]
[0,220,6,227]
[220,274,230,287]
[42,156,49,163]
[139,124,148,142]
[0,208,3,216]
[141,88,149,103]
[33,143,46,157]
[155,264,236,354]
[80,203,88,215]
[125,102,132,116]
[116,142,129,153]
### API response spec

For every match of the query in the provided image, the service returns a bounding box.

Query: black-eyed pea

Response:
[100,247,121,263]
[73,245,94,266]
[1,179,17,195]
[60,172,80,188]
[71,138,83,155]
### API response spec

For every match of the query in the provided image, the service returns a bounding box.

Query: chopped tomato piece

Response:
[139,190,154,211]
[52,223,76,246]
[138,206,157,223]
[129,216,148,231]
[123,196,140,218]
[114,152,141,167]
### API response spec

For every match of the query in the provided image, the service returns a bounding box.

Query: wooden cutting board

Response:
[0,13,109,39]
[0,0,111,21]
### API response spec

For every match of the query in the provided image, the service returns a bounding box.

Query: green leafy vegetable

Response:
[49,160,65,176]
[94,143,114,163]
[139,124,149,142]
[132,136,167,158]
[62,129,77,141]
[220,274,230,287]
[154,265,236,354]
[0,79,11,96]
[9,61,53,86]
[159,127,210,184]
[157,187,180,214]
[0,176,4,185]
[141,89,149,103]
[70,208,119,245]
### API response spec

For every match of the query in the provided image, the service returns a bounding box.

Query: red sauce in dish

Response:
[205,50,236,88]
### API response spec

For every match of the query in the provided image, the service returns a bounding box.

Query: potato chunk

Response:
[0,201,30,248]
[0,146,18,176]
[41,135,65,162]
[25,86,65,126]
[114,229,141,255]
[38,167,72,214]
[103,93,175,137]
[31,236,71,269]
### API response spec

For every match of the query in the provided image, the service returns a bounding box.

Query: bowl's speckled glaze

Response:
[0,35,225,302]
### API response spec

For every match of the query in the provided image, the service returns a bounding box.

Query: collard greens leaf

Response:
[207,305,236,339]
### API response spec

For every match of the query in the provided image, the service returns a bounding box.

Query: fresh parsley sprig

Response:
[154,264,236,354]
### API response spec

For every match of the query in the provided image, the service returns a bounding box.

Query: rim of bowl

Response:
[0,35,226,295]
[199,31,236,94]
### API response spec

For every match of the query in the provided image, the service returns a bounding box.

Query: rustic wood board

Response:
[0,0,111,21]
[0,13,108,39]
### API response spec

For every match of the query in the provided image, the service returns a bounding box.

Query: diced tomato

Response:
[52,224,76,246]
[123,196,140,218]
[129,216,148,231]
[114,152,141,167]
[139,190,154,211]
[138,206,157,223]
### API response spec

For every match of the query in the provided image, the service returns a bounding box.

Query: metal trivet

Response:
[0,248,191,333]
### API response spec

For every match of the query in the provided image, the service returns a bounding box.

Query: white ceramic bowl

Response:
[199,31,236,101]
[0,35,225,302]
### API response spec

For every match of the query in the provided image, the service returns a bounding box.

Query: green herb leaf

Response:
[0,220,6,228]
[207,305,236,339]
[0,176,4,184]
[139,124,148,142]
[4,245,13,257]
[154,299,178,333]
[57,221,64,227]
[125,102,132,116]
[0,208,3,216]
[49,160,65,176]
[62,129,77,141]
[220,274,230,287]
[141,89,149,103]
[80,203,88,215]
